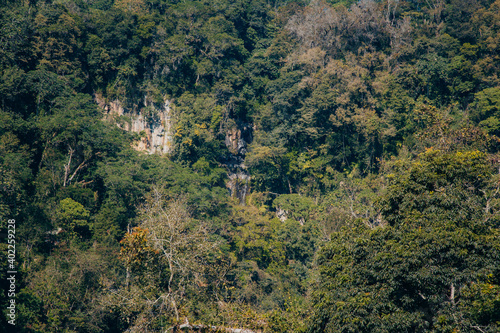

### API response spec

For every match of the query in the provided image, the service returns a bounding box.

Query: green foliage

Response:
[310,223,500,332]
[273,193,315,224]
[472,87,500,135]
[309,150,500,332]
[0,111,32,220]
[56,198,91,238]
[1,0,500,331]
[23,245,126,332]
[379,149,495,228]
[231,205,286,268]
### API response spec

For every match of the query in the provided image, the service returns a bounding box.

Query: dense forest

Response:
[0,0,499,331]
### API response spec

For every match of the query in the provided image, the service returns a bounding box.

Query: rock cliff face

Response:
[224,122,252,205]
[97,93,254,203]
[96,94,173,154]
[225,123,251,156]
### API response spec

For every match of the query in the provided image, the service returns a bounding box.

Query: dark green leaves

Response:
[309,150,500,332]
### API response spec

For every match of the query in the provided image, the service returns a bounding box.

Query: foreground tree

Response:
[109,188,223,332]
[308,149,500,332]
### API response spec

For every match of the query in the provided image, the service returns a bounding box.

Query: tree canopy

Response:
[0,0,500,331]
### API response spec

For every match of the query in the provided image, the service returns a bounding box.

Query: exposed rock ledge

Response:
[223,122,253,205]
[96,94,173,154]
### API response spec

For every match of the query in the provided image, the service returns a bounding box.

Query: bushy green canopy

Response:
[309,150,500,332]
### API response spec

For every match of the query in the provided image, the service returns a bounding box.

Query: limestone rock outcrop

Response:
[96,94,173,154]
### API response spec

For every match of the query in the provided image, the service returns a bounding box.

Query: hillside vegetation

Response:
[0,0,499,331]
